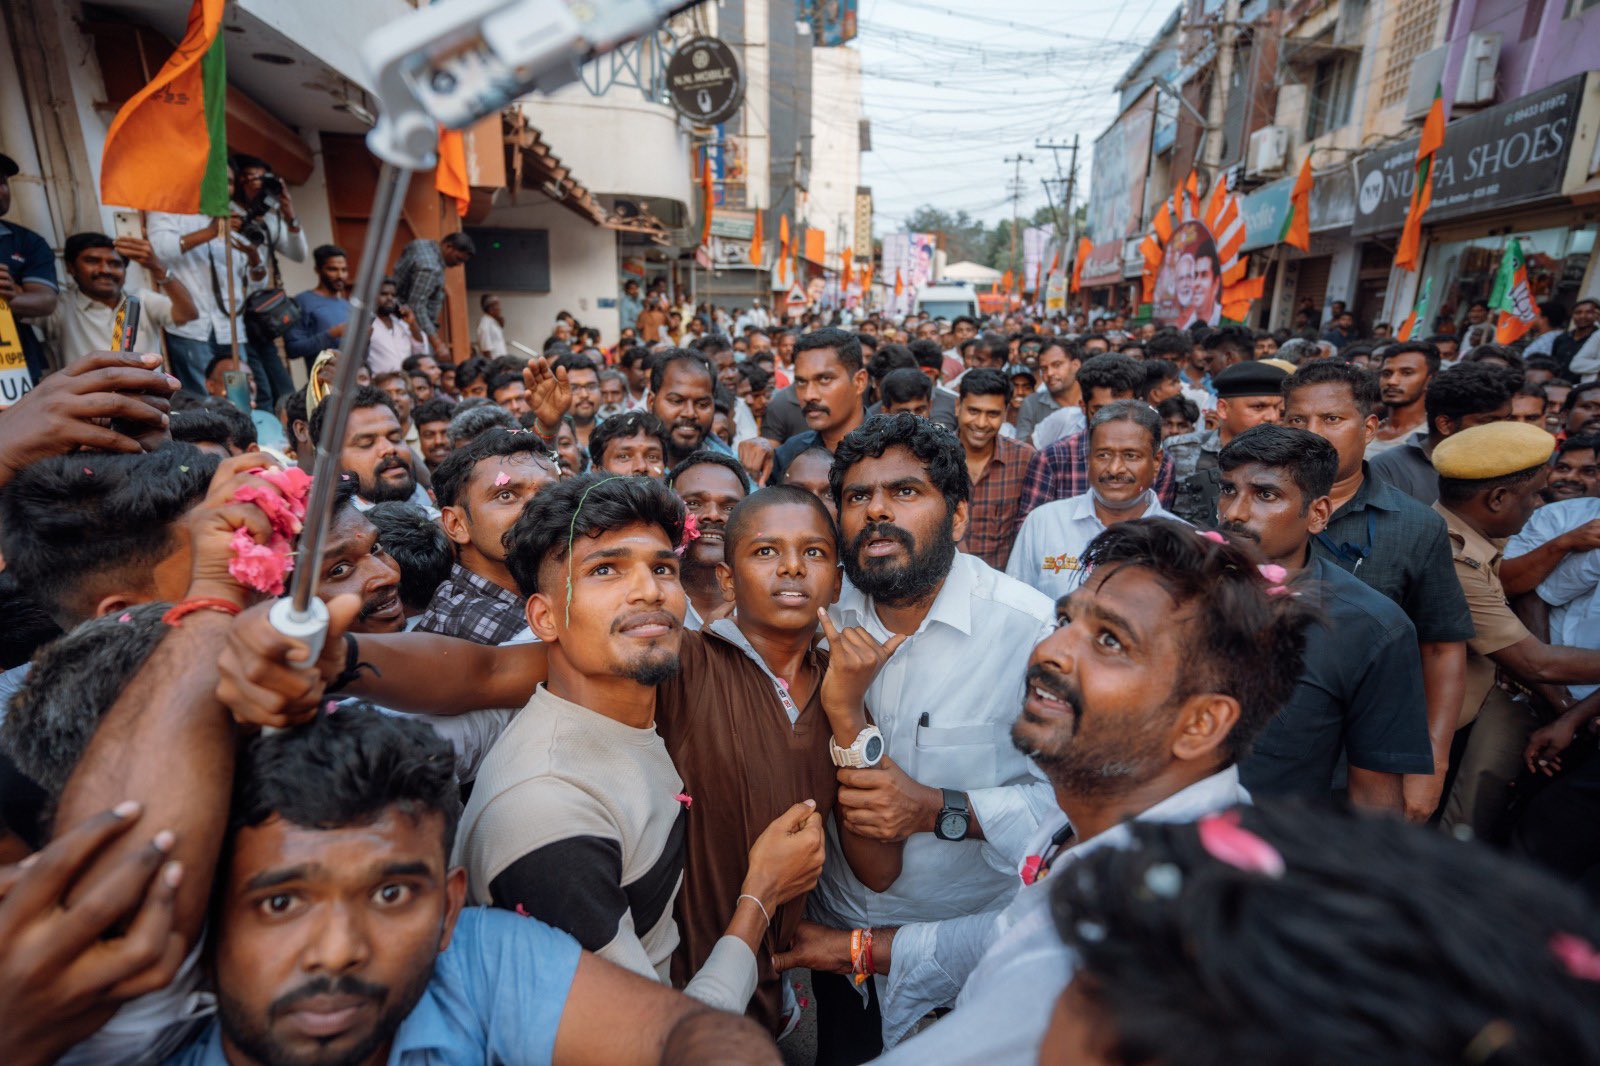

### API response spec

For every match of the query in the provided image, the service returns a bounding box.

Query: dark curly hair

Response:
[1081,519,1315,761]
[230,707,462,857]
[828,412,970,513]
[503,473,686,597]
[365,502,453,612]
[1424,362,1520,433]
[431,427,553,510]
[1077,354,1146,398]
[588,410,670,470]
[309,384,397,450]
[1051,800,1600,1066]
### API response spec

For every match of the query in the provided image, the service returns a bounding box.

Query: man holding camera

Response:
[148,163,263,396]
[232,155,305,407]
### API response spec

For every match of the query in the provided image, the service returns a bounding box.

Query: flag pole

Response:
[274,161,410,641]
[224,222,242,368]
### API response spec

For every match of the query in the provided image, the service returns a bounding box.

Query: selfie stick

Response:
[268,0,696,662]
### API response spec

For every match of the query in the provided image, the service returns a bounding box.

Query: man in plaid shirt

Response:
[415,428,559,644]
[393,232,475,362]
[1019,353,1177,518]
[953,369,1036,569]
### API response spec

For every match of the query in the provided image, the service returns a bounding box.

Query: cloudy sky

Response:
[845,0,1176,232]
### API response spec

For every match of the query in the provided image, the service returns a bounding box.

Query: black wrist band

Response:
[325,633,379,693]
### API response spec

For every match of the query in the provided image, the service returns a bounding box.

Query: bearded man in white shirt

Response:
[777,519,1315,1063]
[796,412,1058,1061]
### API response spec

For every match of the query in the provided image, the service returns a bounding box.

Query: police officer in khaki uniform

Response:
[1432,422,1600,840]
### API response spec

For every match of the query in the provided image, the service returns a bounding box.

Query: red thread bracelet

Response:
[162,597,243,626]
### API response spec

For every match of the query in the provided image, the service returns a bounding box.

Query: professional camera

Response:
[237,172,284,246]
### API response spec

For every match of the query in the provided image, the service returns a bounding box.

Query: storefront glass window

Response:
[1420,224,1597,334]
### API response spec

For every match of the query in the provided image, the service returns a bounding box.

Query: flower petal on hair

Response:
[1197,530,1226,544]
[1257,563,1289,584]
[1197,810,1285,878]
[1551,932,1600,981]
[494,471,511,487]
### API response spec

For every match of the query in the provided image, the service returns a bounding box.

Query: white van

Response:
[914,281,980,322]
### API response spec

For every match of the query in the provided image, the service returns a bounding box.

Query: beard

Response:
[1011,664,1174,799]
[843,510,957,608]
[620,648,681,686]
[216,963,432,1066]
[362,455,417,503]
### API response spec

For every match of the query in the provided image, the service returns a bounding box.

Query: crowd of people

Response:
[8,148,1600,1062]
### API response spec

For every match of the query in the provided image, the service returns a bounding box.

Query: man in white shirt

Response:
[148,166,261,396]
[368,277,430,377]
[802,412,1058,1060]
[776,519,1316,1061]
[476,292,508,356]
[1009,402,1181,600]
[1505,494,1600,699]
[42,232,197,369]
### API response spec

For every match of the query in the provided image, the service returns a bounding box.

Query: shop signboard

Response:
[1079,239,1125,287]
[1352,75,1586,237]
[666,37,744,128]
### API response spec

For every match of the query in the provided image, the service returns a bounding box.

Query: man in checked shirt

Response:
[414,429,560,644]
[393,231,474,362]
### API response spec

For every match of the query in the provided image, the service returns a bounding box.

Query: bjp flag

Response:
[101,0,230,216]
[842,247,854,289]
[1282,156,1313,252]
[1490,238,1538,343]
[1070,236,1092,294]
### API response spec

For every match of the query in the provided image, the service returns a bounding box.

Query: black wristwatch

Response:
[933,788,970,841]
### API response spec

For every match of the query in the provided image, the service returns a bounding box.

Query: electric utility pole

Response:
[1004,152,1032,278]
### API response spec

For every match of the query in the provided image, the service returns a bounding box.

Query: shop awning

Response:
[503,111,609,227]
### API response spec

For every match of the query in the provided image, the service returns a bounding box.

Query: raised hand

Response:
[0,804,184,1066]
[0,351,178,486]
[522,356,571,438]
[818,608,905,731]
[216,594,362,730]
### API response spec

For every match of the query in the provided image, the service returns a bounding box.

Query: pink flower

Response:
[514,903,533,918]
[675,512,702,556]
[1197,810,1285,878]
[1551,932,1600,981]
[1019,854,1044,886]
[1257,563,1289,585]
[674,792,694,809]
[227,527,292,596]
[494,471,511,487]
[117,613,132,623]
[82,467,93,477]
[1197,530,1226,544]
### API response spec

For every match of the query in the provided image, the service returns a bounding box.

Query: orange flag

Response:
[1002,269,1015,294]
[1397,85,1446,271]
[861,263,873,295]
[1070,236,1092,294]
[698,147,715,248]
[1282,156,1313,251]
[842,247,854,288]
[750,208,765,267]
[435,128,471,217]
[894,269,904,298]
[100,0,230,215]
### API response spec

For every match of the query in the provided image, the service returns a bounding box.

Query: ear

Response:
[830,563,844,606]
[439,505,472,548]
[93,594,137,619]
[1306,494,1333,535]
[1171,692,1242,764]
[438,865,468,952]
[1432,414,1454,438]
[715,560,734,602]
[853,368,871,397]
[1362,412,1380,446]
[1485,483,1513,514]
[526,590,561,644]
[950,498,971,544]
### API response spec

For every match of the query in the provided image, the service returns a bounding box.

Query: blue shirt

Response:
[162,907,581,1065]
[285,290,351,362]
[0,219,60,383]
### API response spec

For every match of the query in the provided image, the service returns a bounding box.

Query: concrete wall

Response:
[471,199,620,347]
[807,46,861,273]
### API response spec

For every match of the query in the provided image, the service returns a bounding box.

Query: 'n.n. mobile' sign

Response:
[1352,74,1588,237]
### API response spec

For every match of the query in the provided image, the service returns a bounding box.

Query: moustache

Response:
[1214,519,1259,542]
[269,974,387,1019]
[357,585,399,620]
[376,455,411,475]
[612,609,679,634]
[804,403,830,416]
[849,521,915,557]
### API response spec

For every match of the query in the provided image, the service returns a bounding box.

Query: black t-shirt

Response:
[1241,556,1435,797]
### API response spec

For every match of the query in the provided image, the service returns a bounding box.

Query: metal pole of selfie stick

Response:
[267,162,412,663]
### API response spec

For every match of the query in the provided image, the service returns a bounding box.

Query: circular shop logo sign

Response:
[666,37,744,127]
[1358,169,1384,215]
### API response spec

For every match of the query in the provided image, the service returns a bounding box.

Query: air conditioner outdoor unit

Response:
[1404,45,1449,120]
[1247,125,1289,178]
[1455,31,1501,107]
